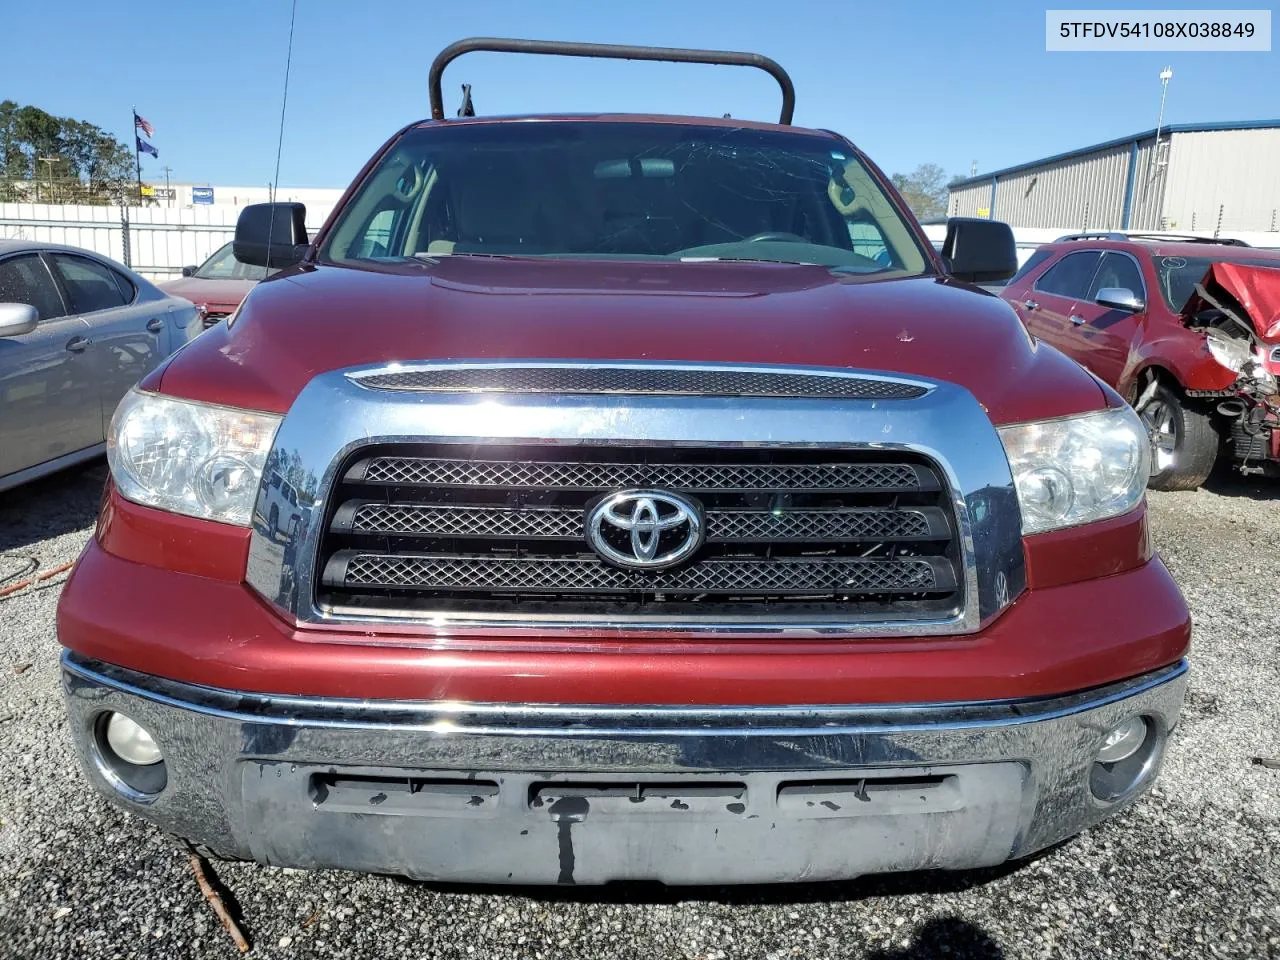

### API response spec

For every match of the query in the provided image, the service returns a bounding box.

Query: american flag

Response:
[133,112,154,139]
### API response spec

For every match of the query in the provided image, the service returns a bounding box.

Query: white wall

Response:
[1164,129,1280,234]
[157,183,343,220]
[0,203,332,282]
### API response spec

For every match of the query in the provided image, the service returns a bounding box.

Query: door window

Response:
[110,268,137,304]
[51,255,128,314]
[1007,249,1052,286]
[1034,251,1102,299]
[0,254,66,322]
[1087,253,1144,301]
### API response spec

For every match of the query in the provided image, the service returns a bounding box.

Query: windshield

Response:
[1155,253,1280,311]
[320,121,930,277]
[194,242,279,281]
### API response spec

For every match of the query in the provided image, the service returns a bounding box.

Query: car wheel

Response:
[1138,384,1219,491]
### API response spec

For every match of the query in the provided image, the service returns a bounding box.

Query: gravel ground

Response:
[1,462,1277,959]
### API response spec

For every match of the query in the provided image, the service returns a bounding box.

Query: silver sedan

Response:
[0,241,202,492]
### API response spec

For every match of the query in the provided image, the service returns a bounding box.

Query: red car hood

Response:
[1182,261,1280,341]
[152,257,1104,425]
[159,275,256,312]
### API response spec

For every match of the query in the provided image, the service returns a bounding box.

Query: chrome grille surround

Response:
[245,359,1027,637]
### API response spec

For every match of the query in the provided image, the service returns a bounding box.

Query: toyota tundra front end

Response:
[57,38,1189,886]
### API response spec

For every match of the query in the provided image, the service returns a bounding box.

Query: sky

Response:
[5,0,1277,189]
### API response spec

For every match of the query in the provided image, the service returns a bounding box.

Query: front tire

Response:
[1138,383,1220,491]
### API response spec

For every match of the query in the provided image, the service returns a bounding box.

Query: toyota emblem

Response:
[585,490,704,570]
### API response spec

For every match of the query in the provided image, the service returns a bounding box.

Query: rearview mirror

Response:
[1095,287,1145,313]
[181,265,196,277]
[941,217,1017,284]
[233,202,309,269]
[0,303,38,337]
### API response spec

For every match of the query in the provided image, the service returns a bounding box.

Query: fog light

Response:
[104,712,163,766]
[1097,716,1147,764]
[1090,715,1159,803]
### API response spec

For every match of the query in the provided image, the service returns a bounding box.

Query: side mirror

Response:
[181,265,196,277]
[233,202,309,269]
[0,303,38,337]
[1095,287,1145,313]
[941,217,1017,284]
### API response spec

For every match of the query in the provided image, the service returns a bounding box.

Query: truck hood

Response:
[152,257,1105,424]
[1181,261,1280,342]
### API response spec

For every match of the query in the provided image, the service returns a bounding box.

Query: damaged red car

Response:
[1001,233,1280,489]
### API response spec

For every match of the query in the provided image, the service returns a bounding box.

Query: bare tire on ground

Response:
[1139,383,1220,491]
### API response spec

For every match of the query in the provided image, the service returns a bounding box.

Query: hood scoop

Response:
[347,361,931,400]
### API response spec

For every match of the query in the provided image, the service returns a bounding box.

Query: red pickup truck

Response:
[57,40,1188,886]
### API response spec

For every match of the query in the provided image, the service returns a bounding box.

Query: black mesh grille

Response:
[343,502,941,543]
[332,553,948,595]
[354,367,928,400]
[706,509,935,542]
[358,457,927,492]
[313,444,963,622]
[350,504,585,539]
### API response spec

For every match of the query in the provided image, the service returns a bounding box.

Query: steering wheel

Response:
[742,231,809,243]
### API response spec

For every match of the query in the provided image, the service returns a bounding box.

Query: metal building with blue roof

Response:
[947,121,1280,234]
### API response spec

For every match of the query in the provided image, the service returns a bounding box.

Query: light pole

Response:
[38,156,60,203]
[1147,68,1173,183]
[1137,67,1173,230]
[161,165,173,207]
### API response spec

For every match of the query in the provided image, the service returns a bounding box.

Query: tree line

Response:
[0,101,135,204]
[0,103,964,218]
[891,163,963,221]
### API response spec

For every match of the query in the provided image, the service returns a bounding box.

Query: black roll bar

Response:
[428,37,796,125]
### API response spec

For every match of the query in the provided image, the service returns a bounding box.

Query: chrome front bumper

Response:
[63,655,1187,886]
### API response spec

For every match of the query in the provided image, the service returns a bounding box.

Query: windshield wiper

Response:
[412,251,524,260]
[676,256,816,266]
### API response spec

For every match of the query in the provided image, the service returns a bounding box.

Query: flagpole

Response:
[132,105,142,206]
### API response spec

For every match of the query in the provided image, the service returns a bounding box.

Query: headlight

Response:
[1205,332,1251,374]
[107,388,281,525]
[998,407,1149,535]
